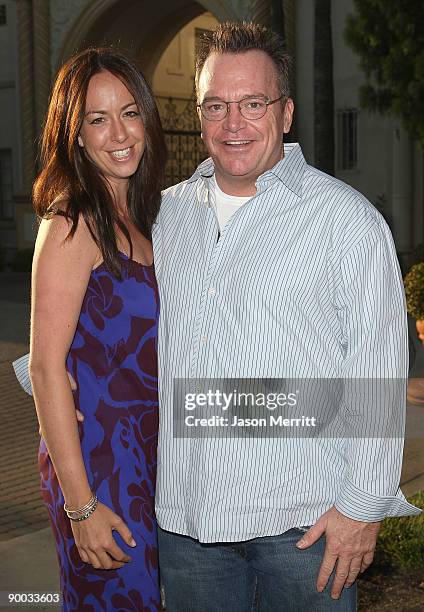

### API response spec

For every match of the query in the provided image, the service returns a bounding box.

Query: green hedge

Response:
[376,490,424,570]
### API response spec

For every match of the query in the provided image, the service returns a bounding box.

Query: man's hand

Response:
[296,506,380,599]
[67,371,84,422]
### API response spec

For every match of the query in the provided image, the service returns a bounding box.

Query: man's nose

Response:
[110,118,128,143]
[222,102,245,131]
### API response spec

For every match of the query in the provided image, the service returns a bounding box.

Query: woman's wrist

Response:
[64,491,98,521]
[63,486,93,510]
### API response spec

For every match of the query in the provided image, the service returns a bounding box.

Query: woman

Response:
[29,47,166,611]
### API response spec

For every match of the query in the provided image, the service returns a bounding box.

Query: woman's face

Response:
[78,70,145,190]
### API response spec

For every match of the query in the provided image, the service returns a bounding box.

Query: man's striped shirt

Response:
[153,142,420,543]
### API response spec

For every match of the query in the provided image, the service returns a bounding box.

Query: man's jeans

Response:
[158,527,357,611]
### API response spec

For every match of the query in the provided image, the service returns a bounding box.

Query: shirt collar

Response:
[186,142,306,197]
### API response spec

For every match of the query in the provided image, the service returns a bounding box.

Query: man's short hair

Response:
[195,21,291,99]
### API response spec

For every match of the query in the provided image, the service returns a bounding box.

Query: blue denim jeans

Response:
[158,527,357,611]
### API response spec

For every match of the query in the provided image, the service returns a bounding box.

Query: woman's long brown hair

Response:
[33,47,167,277]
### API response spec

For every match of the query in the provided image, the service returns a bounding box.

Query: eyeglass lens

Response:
[201,98,269,120]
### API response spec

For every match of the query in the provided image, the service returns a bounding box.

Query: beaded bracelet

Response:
[64,493,98,521]
[68,498,99,522]
[64,492,96,515]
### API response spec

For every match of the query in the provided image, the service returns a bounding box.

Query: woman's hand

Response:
[71,502,136,570]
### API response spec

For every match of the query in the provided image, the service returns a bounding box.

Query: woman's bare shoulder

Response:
[36,202,99,266]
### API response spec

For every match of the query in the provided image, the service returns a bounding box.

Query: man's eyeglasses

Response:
[197,95,284,121]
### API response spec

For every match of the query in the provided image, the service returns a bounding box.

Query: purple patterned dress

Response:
[38,253,161,611]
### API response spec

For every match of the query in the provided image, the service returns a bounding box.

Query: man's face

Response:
[197,50,294,196]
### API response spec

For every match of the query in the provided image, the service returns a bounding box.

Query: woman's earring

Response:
[78,135,84,147]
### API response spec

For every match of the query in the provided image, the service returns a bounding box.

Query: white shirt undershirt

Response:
[212,175,251,231]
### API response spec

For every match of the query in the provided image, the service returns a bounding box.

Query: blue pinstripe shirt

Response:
[153,143,420,542]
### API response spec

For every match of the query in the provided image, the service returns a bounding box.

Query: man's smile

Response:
[223,140,252,145]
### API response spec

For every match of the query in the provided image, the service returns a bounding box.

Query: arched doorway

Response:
[152,12,219,185]
[57,0,236,78]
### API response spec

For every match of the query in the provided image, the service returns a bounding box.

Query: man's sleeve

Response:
[13,353,32,395]
[333,220,421,521]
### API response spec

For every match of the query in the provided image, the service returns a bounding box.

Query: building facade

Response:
[0,0,422,270]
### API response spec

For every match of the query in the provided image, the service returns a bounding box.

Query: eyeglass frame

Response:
[197,95,285,121]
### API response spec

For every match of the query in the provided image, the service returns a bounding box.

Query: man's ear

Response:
[196,106,203,140]
[283,98,294,134]
[78,135,84,147]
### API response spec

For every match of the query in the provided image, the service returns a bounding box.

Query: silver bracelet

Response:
[68,498,99,522]
[64,493,98,520]
[64,492,96,514]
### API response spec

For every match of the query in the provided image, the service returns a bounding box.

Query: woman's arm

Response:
[30,214,135,569]
[30,215,96,507]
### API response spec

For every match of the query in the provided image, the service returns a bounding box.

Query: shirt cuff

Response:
[334,478,422,522]
[12,353,32,396]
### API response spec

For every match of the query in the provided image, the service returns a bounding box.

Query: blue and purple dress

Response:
[38,253,161,611]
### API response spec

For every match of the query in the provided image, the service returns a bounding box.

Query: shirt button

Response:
[201,335,208,343]
[208,287,216,296]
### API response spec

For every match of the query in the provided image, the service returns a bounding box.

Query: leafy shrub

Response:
[376,490,424,570]
[404,263,424,320]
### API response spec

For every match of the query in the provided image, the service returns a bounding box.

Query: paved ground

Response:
[0,361,48,542]
[0,274,60,605]
[0,271,423,607]
[0,273,45,542]
[0,529,60,611]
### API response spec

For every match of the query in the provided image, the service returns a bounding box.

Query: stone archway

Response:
[56,0,239,81]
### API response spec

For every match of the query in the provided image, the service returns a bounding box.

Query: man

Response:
[15,21,419,612]
[152,22,419,611]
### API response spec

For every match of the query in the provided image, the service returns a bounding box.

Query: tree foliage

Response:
[345,0,424,146]
[404,263,424,320]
